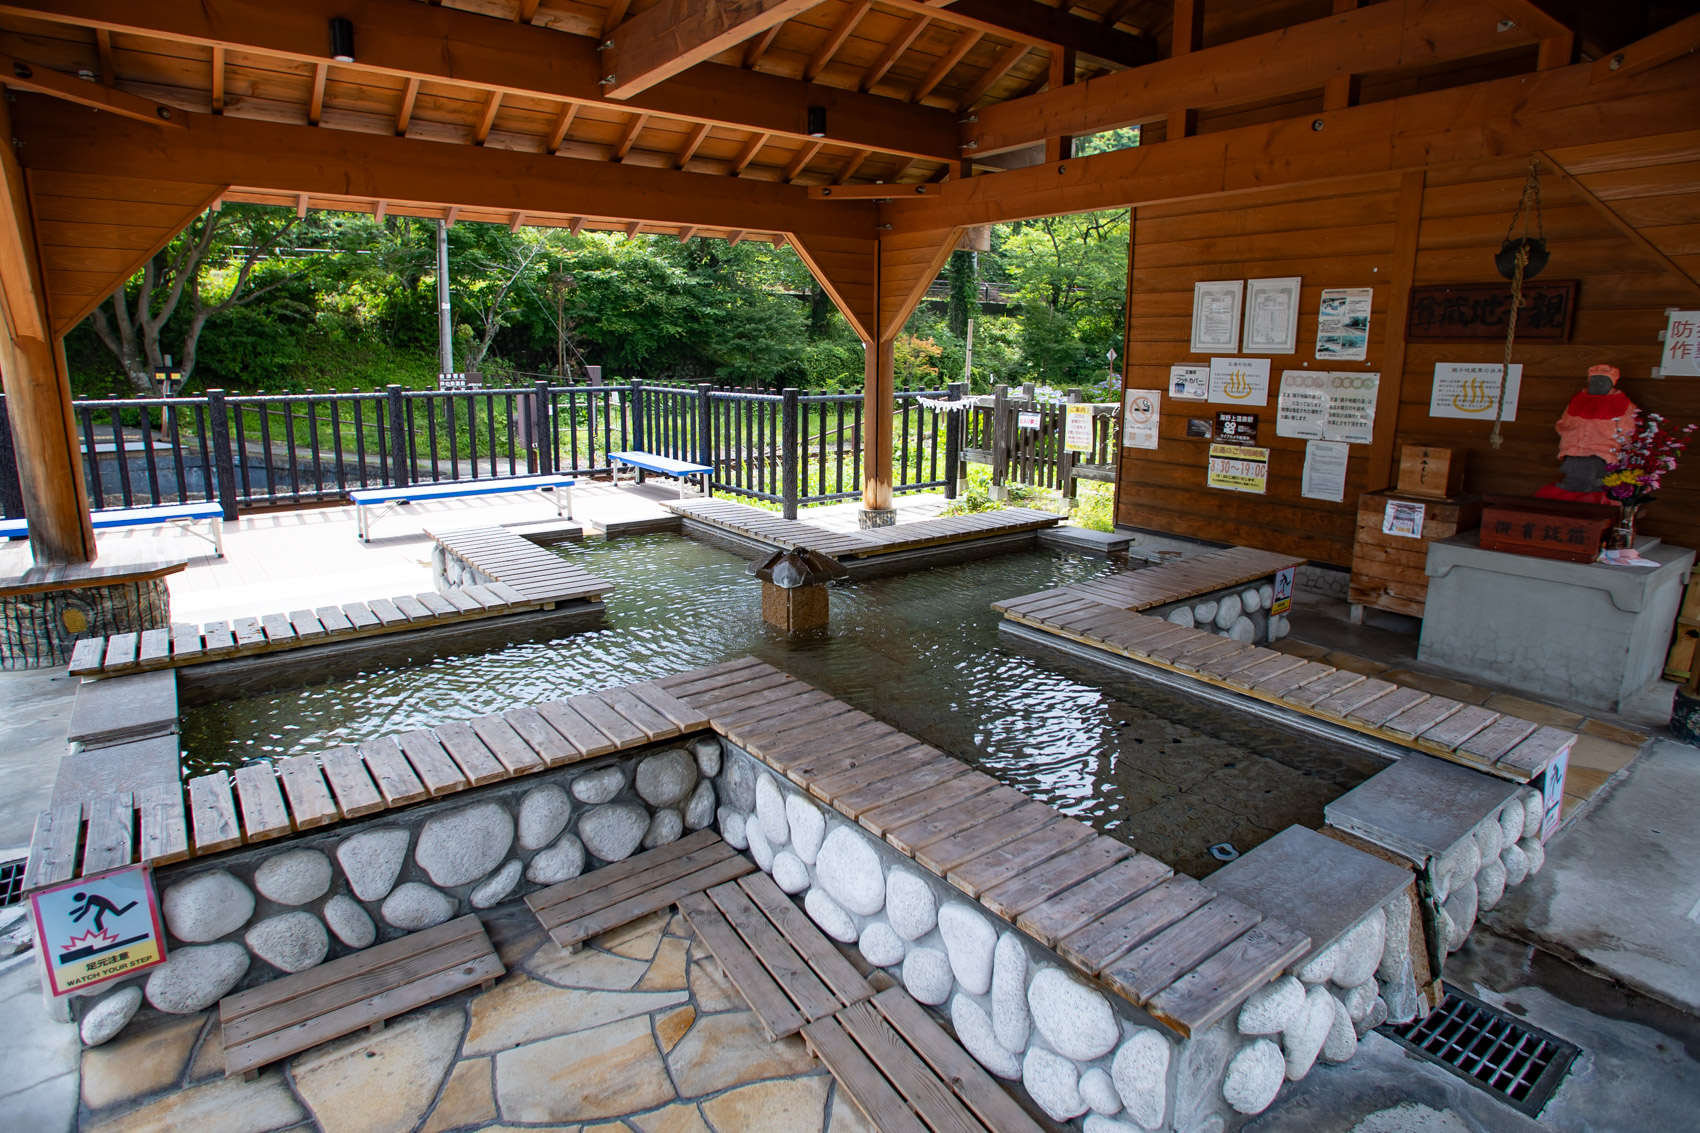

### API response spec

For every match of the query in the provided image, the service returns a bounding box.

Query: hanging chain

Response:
[1491,157,1543,450]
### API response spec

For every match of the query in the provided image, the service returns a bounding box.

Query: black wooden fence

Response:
[0,377,1112,526]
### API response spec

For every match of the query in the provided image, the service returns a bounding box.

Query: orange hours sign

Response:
[29,864,167,996]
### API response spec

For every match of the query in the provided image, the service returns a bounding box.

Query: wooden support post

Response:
[1366,170,1425,492]
[1166,0,1203,141]
[1323,0,1360,110]
[628,377,646,464]
[861,338,895,522]
[0,334,93,563]
[532,378,552,474]
[696,381,714,472]
[385,384,408,488]
[1044,47,1076,162]
[781,386,800,520]
[943,380,966,500]
[988,383,1009,500]
[206,388,240,521]
[1058,387,1082,509]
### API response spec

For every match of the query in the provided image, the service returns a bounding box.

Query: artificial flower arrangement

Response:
[1601,413,1696,511]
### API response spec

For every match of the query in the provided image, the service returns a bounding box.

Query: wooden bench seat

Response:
[219,914,502,1079]
[525,828,755,950]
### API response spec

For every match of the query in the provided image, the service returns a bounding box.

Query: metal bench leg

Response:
[563,484,574,520]
[212,517,224,558]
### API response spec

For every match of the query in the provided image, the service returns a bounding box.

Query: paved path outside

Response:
[0,666,79,855]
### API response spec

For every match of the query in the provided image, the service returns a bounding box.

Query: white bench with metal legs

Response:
[0,501,225,556]
[348,474,576,541]
[609,451,713,498]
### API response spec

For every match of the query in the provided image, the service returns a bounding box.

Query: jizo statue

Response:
[1536,364,1638,504]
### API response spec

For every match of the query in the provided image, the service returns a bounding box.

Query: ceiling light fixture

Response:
[807,106,827,138]
[329,17,356,63]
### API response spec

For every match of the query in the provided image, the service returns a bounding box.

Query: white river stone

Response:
[323,894,376,948]
[746,820,775,872]
[804,887,858,943]
[1379,895,1413,980]
[246,911,330,973]
[579,803,649,862]
[816,825,885,916]
[1330,909,1385,989]
[755,774,790,846]
[415,802,514,888]
[637,749,697,808]
[991,932,1030,1053]
[952,994,1021,1079]
[254,849,332,906]
[381,883,456,931]
[1499,804,1525,850]
[1443,877,1478,952]
[526,834,586,885]
[1475,817,1504,861]
[1296,938,1337,985]
[772,850,811,894]
[1477,855,1508,911]
[1028,967,1119,1061]
[718,807,749,850]
[643,808,684,850]
[145,942,250,1014]
[1112,1027,1171,1130]
[163,870,255,943]
[1169,607,1196,628]
[80,986,142,1047]
[1342,979,1377,1024]
[1283,986,1335,1080]
[938,903,997,995]
[1192,600,1217,624]
[1521,836,1545,875]
[692,735,722,777]
[1227,615,1257,643]
[1023,1045,1088,1122]
[787,794,826,865]
[1081,1068,1122,1116]
[571,766,626,805]
[1241,587,1262,613]
[1223,1039,1284,1115]
[683,780,716,830]
[1501,842,1530,888]
[725,757,757,810]
[1259,583,1275,608]
[1214,593,1243,628]
[472,860,524,907]
[886,867,936,940]
[858,922,906,968]
[902,947,954,1005]
[1522,792,1544,840]
[517,785,573,851]
[1237,975,1304,1035]
[1321,994,1358,1064]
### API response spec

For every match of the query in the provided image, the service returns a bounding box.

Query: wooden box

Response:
[1478,496,1615,563]
[1397,445,1466,499]
[1663,566,1700,681]
[1349,490,1481,619]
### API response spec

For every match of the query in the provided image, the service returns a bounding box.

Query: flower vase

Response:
[1611,504,1641,550]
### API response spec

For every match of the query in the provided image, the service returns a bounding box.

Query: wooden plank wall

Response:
[1117,130,1700,567]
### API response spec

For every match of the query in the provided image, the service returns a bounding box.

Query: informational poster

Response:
[1186,418,1213,439]
[1276,371,1380,444]
[1316,288,1372,361]
[29,865,167,997]
[1169,364,1209,400]
[1064,403,1095,452]
[1430,362,1521,422]
[1122,389,1161,450]
[1207,443,1269,494]
[1383,500,1426,539]
[1302,440,1350,502]
[1244,276,1302,354]
[1191,280,1244,352]
[1540,746,1569,842]
[1208,357,1272,407]
[1017,411,1041,430]
[1661,309,1700,377]
[1215,412,1258,445]
[1271,566,1295,615]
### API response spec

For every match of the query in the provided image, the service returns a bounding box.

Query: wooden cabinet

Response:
[1349,490,1481,620]
[1664,566,1700,682]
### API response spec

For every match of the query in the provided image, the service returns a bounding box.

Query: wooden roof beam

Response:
[958,41,1027,111]
[546,102,578,152]
[93,26,112,84]
[835,147,871,184]
[730,131,770,175]
[966,0,1550,155]
[602,0,822,100]
[612,113,650,161]
[782,139,822,181]
[910,0,1157,69]
[862,14,930,93]
[678,224,697,242]
[911,29,982,103]
[308,61,327,125]
[1592,11,1700,83]
[0,0,959,162]
[807,0,872,81]
[475,90,503,144]
[743,24,783,67]
[676,121,712,168]
[0,52,185,128]
[726,230,744,246]
[624,219,642,239]
[516,0,542,23]
[397,76,419,135]
[210,44,224,112]
[602,0,634,37]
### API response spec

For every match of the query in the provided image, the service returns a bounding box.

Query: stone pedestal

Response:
[1418,534,1694,712]
[857,507,897,529]
[761,580,828,632]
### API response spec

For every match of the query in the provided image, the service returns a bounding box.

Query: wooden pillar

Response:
[1366,170,1425,492]
[862,336,895,518]
[1166,0,1203,140]
[1323,0,1361,110]
[1045,47,1077,162]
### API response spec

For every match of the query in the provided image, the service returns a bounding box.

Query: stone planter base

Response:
[0,577,168,669]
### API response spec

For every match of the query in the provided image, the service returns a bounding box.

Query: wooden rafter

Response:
[308,61,328,125]
[0,53,185,127]
[547,102,578,151]
[835,147,871,184]
[890,0,1155,69]
[1592,12,1700,82]
[744,24,783,67]
[517,0,542,23]
[911,29,982,103]
[397,77,420,135]
[569,216,586,236]
[1539,149,1700,294]
[958,41,1027,111]
[1166,0,1200,139]
[726,230,745,246]
[808,0,873,81]
[375,199,387,221]
[444,205,459,226]
[783,139,823,181]
[771,233,787,248]
[730,131,770,176]
[475,91,504,144]
[0,0,960,163]
[210,44,225,112]
[612,113,650,161]
[93,25,113,84]
[295,192,309,217]
[862,14,930,93]
[678,225,697,242]
[624,219,642,239]
[602,0,633,37]
[602,0,820,99]
[676,121,712,169]
[509,210,526,231]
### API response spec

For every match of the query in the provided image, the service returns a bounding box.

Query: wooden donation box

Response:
[1478,497,1616,564]
[1350,490,1481,619]
[1418,532,1695,712]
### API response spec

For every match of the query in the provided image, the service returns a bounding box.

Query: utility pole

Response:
[436,218,454,377]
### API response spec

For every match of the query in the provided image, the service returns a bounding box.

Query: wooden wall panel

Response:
[1116,130,1700,567]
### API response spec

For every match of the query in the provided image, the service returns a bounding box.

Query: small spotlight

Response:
[807,105,826,138]
[329,17,356,63]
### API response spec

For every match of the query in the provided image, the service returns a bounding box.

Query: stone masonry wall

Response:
[72,736,721,1048]
[1146,579,1292,645]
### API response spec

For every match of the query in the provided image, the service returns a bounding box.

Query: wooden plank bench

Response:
[429,525,614,605]
[805,987,1046,1133]
[219,914,503,1079]
[526,828,756,950]
[609,450,713,497]
[2,501,224,556]
[678,872,874,1040]
[350,473,575,541]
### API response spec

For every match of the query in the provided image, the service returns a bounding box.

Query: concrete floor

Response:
[0,666,79,855]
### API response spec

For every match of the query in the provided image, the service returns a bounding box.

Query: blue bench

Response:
[609,451,713,498]
[349,474,575,541]
[0,501,225,556]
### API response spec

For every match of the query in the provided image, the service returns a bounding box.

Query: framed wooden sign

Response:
[1406,280,1577,342]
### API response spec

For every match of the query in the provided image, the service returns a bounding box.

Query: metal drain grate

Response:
[1378,983,1578,1117]
[0,858,25,908]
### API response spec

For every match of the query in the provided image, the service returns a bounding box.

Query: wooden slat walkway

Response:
[657,657,1310,1038]
[661,498,1061,562]
[429,525,615,605]
[998,596,1575,785]
[994,544,1305,616]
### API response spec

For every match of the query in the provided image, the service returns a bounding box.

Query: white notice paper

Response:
[1191,281,1244,352]
[1662,310,1700,377]
[1316,287,1372,361]
[1278,372,1380,444]
[1123,389,1161,450]
[1208,357,1272,407]
[1169,365,1209,400]
[1383,500,1426,539]
[1244,277,1301,354]
[1302,440,1350,502]
[1430,362,1521,421]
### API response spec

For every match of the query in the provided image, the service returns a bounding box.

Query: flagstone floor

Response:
[75,904,871,1133]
